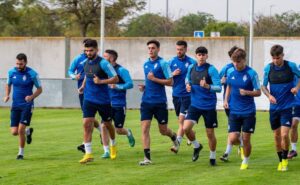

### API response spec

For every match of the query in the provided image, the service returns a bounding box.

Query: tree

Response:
[204,22,247,36]
[171,12,216,36]
[51,0,146,37]
[124,13,173,36]
[0,0,19,36]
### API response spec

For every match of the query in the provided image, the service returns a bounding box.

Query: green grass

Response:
[0,108,299,185]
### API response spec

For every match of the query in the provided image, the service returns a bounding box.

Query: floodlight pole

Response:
[249,0,254,67]
[100,0,105,55]
[226,0,229,22]
[166,0,169,18]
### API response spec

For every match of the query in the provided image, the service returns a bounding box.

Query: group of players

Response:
[4,38,300,171]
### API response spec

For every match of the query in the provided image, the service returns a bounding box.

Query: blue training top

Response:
[83,56,117,105]
[68,53,86,88]
[185,62,221,110]
[7,67,42,107]
[142,57,173,104]
[169,55,196,97]
[263,60,300,111]
[109,64,133,107]
[226,66,260,115]
[219,62,234,99]
[294,64,300,107]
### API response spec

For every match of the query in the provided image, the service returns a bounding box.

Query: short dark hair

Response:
[231,48,246,61]
[16,53,27,62]
[195,46,208,54]
[105,49,118,61]
[83,38,92,44]
[176,40,187,48]
[270,44,284,56]
[228,46,239,57]
[147,40,160,48]
[84,39,98,48]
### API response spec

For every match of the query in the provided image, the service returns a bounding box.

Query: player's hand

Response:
[186,84,191,92]
[3,96,9,103]
[110,84,116,89]
[75,74,81,80]
[138,84,145,92]
[269,95,277,104]
[200,77,209,89]
[172,68,181,76]
[223,101,229,109]
[25,95,33,102]
[93,75,101,84]
[78,86,84,94]
[239,89,248,96]
[147,72,155,81]
[291,87,299,95]
[221,76,227,84]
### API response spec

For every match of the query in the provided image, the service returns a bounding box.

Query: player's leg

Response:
[183,106,203,162]
[139,102,152,165]
[204,109,218,166]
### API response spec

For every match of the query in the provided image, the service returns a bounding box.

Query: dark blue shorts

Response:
[269,108,293,130]
[293,106,300,120]
[112,106,126,128]
[185,106,218,128]
[140,102,168,124]
[83,100,112,122]
[79,93,84,110]
[225,108,230,117]
[172,96,191,117]
[228,113,256,133]
[10,105,33,127]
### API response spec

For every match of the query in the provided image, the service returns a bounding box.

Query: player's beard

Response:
[87,53,97,60]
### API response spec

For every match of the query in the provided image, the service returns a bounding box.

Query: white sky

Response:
[142,0,300,22]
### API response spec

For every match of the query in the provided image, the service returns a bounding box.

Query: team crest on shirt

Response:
[13,76,17,79]
[231,76,235,80]
[185,63,189,68]
[23,75,27,81]
[243,75,248,82]
[173,64,177,67]
[154,63,158,69]
[145,65,148,69]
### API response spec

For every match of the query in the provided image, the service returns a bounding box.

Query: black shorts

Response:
[172,96,191,117]
[140,102,168,124]
[185,106,218,128]
[83,100,112,122]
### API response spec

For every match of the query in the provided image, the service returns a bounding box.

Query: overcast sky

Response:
[142,0,300,22]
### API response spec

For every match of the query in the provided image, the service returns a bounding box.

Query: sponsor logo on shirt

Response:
[13,76,17,79]
[231,76,235,80]
[154,63,158,69]
[173,64,177,67]
[23,75,27,81]
[185,63,189,68]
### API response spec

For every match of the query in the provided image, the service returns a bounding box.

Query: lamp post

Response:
[270,5,275,17]
[249,0,254,67]
[100,0,105,55]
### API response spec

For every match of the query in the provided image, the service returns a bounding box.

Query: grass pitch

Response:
[0,108,299,185]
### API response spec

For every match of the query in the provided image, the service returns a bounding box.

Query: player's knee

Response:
[116,128,123,135]
[11,131,18,136]
[291,124,298,130]
[159,127,168,135]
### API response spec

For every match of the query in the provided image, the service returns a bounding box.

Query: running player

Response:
[223,48,261,170]
[183,46,221,166]
[3,53,43,160]
[68,39,102,153]
[77,39,118,163]
[261,44,300,171]
[169,40,196,153]
[139,40,179,165]
[100,49,135,158]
